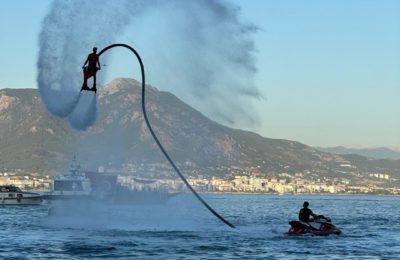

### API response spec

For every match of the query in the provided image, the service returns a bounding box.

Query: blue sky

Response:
[0,0,399,148]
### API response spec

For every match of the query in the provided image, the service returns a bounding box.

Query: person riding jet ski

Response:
[288,201,341,236]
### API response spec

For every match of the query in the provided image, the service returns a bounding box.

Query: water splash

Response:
[37,0,260,130]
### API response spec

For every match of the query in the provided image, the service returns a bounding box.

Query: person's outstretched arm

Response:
[310,209,317,218]
[82,55,89,68]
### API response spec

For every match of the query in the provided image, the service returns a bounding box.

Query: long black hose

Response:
[98,43,235,228]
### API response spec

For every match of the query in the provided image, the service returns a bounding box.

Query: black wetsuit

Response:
[299,207,314,222]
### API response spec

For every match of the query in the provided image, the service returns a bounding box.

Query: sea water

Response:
[0,194,399,259]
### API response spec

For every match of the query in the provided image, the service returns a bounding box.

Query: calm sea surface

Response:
[0,194,399,259]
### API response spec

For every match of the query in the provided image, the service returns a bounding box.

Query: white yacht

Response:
[0,185,42,205]
[44,157,179,206]
[43,157,92,201]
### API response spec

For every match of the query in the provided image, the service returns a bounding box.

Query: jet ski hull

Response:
[288,220,341,236]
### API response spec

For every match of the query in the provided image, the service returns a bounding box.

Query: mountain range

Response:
[1,78,399,180]
[316,146,400,160]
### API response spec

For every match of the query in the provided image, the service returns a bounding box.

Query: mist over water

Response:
[44,195,210,232]
[37,0,261,130]
[68,92,98,130]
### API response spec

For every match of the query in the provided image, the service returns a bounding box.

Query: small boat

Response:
[288,215,341,236]
[0,185,42,205]
[42,156,92,201]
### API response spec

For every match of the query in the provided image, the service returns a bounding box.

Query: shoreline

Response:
[24,189,400,197]
[199,191,400,196]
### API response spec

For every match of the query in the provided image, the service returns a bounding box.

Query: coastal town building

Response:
[0,164,398,195]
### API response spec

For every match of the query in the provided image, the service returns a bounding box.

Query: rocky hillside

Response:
[1,78,399,178]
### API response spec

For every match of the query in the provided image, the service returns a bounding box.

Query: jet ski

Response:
[288,215,341,236]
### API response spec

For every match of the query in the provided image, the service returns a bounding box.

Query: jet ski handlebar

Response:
[312,215,331,222]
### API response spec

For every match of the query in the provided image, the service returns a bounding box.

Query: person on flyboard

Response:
[81,47,101,92]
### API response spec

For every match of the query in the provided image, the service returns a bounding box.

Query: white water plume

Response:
[37,0,261,130]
